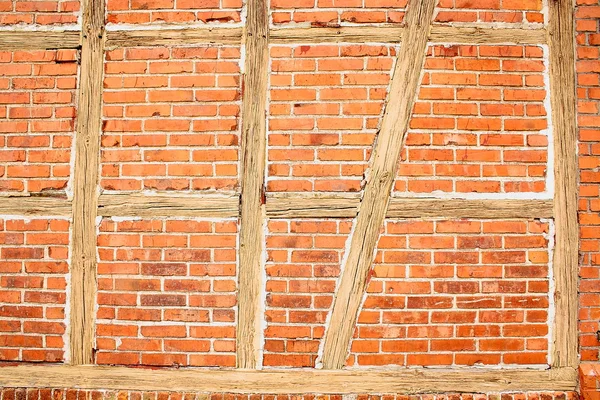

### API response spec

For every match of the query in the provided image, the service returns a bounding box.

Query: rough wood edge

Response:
[0,31,81,50]
[105,27,243,48]
[97,193,240,218]
[548,0,578,369]
[0,197,71,216]
[69,0,105,366]
[237,0,269,369]
[265,194,554,219]
[268,26,546,44]
[0,365,576,393]
[319,0,438,370]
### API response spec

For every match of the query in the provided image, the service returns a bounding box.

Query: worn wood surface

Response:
[0,197,71,216]
[237,0,270,369]
[0,31,81,50]
[0,365,576,393]
[319,0,438,370]
[429,26,547,44]
[105,28,243,48]
[266,193,361,218]
[97,193,239,218]
[548,0,578,369]
[69,0,105,366]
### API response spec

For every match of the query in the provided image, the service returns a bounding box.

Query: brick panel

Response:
[347,218,552,367]
[0,50,78,195]
[106,0,242,24]
[267,44,395,193]
[395,44,549,196]
[0,0,79,25]
[95,218,237,367]
[435,0,545,25]
[270,0,407,26]
[264,218,351,367]
[101,46,241,193]
[577,0,600,363]
[0,218,70,363]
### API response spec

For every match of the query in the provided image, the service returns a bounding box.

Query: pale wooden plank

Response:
[69,0,105,366]
[548,0,578,369]
[0,365,576,393]
[237,0,270,369]
[0,197,71,216]
[319,0,438,370]
[429,26,547,44]
[105,28,243,48]
[97,193,239,218]
[0,31,80,50]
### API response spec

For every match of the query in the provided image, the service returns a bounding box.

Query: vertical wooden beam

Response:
[548,0,578,368]
[69,0,105,365]
[237,0,270,369]
[319,0,438,370]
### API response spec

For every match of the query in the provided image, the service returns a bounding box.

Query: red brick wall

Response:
[0,50,78,194]
[0,1,79,25]
[0,218,70,362]
[106,0,242,24]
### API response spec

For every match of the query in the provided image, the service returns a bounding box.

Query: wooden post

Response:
[69,0,105,365]
[319,0,438,369]
[548,0,578,368]
[237,0,270,369]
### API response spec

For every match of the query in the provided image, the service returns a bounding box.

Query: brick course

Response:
[0,0,79,25]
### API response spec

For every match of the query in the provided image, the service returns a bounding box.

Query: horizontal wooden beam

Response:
[105,28,243,48]
[97,193,240,218]
[0,31,80,50]
[0,365,576,394]
[269,26,547,45]
[0,196,71,216]
[266,194,554,219]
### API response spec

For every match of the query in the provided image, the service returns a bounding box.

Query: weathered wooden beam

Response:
[0,31,80,50]
[265,194,554,219]
[548,0,578,369]
[105,27,243,48]
[0,196,71,216]
[69,0,105,365]
[268,26,547,45]
[318,0,438,370]
[0,365,576,393]
[97,193,239,218]
[237,0,270,369]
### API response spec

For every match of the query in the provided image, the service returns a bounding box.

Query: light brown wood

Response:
[97,193,239,218]
[429,26,547,44]
[548,0,578,369]
[319,0,437,370]
[237,0,269,369]
[0,365,576,393]
[268,26,546,45]
[69,0,105,366]
[105,28,243,48]
[265,194,554,219]
[0,31,80,50]
[0,196,71,216]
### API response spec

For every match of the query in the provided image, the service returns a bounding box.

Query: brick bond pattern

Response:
[0,218,70,363]
[0,1,79,25]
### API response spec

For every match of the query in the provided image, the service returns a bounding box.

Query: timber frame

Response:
[0,0,578,394]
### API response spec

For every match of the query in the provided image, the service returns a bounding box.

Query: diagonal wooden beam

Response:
[69,0,105,365]
[318,0,438,370]
[548,0,578,368]
[236,0,270,369]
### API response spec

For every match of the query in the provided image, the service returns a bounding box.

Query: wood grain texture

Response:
[97,193,239,218]
[265,194,553,219]
[69,0,105,366]
[0,365,576,393]
[548,0,578,368]
[0,31,81,50]
[237,0,269,369]
[269,26,546,45]
[105,28,243,48]
[319,0,438,370]
[429,26,547,44]
[0,196,71,216]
